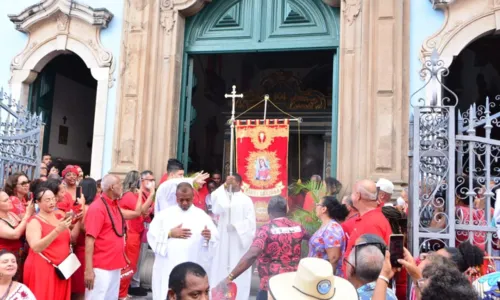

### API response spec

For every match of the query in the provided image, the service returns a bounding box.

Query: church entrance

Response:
[179,0,340,181]
[28,54,97,175]
[184,50,333,181]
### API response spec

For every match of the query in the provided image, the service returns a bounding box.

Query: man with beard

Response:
[147,182,218,300]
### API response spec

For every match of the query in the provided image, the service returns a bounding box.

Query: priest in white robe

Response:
[148,182,218,300]
[210,174,256,300]
[154,172,209,213]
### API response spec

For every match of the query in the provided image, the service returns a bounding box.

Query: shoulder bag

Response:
[39,246,81,280]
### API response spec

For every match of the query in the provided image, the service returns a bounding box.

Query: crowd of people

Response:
[0,153,491,300]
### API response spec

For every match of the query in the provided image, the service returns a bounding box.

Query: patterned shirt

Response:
[358,282,397,300]
[307,219,346,277]
[251,217,307,291]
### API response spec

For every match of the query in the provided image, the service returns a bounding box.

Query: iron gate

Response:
[410,51,500,257]
[0,88,43,188]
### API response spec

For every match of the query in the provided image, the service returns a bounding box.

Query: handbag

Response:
[39,250,81,280]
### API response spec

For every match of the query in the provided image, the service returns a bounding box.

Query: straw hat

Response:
[268,257,358,300]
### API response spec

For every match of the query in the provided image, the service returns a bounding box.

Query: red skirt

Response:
[71,245,85,294]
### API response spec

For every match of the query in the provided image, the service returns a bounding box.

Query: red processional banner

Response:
[235,119,289,224]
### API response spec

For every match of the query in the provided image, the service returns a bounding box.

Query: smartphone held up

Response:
[389,234,404,268]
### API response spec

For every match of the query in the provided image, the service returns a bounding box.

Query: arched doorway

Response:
[29,54,97,174]
[8,1,114,178]
[178,0,340,180]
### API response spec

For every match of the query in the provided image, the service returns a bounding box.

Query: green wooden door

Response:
[180,0,341,174]
[28,70,55,154]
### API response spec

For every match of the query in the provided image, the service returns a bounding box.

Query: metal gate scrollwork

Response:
[0,88,43,187]
[410,50,500,258]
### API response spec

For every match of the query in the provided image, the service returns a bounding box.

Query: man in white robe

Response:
[154,172,209,213]
[210,174,256,300]
[148,182,218,300]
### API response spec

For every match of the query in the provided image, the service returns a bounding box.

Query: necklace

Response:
[100,196,126,237]
[0,280,13,300]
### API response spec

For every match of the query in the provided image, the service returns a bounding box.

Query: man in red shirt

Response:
[84,174,127,299]
[118,171,155,298]
[342,180,392,275]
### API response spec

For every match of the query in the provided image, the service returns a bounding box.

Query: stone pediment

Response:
[8,0,113,33]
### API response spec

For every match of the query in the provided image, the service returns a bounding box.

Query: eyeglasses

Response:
[315,203,324,207]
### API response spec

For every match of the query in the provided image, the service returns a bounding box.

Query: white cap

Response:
[376,178,394,194]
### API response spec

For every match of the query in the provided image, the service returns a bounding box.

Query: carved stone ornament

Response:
[420,1,499,66]
[9,0,115,85]
[429,0,456,10]
[342,0,361,25]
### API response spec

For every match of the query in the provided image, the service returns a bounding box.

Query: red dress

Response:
[71,233,85,294]
[24,216,71,300]
[0,214,24,281]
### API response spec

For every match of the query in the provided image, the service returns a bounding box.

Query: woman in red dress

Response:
[4,172,30,218]
[71,178,97,300]
[0,191,34,282]
[24,187,74,300]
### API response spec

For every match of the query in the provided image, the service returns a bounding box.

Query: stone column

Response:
[111,0,210,179]
[337,0,409,188]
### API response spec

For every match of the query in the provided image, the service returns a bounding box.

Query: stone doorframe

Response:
[421,1,500,68]
[112,0,410,189]
[8,0,114,179]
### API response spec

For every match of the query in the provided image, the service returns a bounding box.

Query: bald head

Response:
[351,180,378,212]
[101,174,122,200]
[176,182,194,211]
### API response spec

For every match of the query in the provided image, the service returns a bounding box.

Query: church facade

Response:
[3,0,490,190]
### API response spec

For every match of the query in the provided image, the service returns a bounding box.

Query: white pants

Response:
[85,268,121,300]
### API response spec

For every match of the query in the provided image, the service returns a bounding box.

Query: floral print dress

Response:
[308,219,346,277]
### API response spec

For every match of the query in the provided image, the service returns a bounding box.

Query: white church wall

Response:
[0,0,124,177]
[48,74,96,163]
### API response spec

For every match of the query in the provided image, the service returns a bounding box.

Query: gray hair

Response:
[268,196,287,216]
[348,244,384,283]
[101,174,118,192]
[357,184,377,201]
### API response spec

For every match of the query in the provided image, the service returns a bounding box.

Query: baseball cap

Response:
[376,178,394,194]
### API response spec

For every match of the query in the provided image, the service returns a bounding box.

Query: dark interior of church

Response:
[187,50,335,181]
[444,35,500,177]
[29,53,97,174]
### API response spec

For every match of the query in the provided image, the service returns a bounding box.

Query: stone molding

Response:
[421,1,500,67]
[8,0,115,179]
[113,0,410,190]
[337,0,410,187]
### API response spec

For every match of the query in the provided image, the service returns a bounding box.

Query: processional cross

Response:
[224,85,243,274]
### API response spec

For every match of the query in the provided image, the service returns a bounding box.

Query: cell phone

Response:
[27,192,33,201]
[389,234,405,268]
[75,186,82,200]
[136,179,142,189]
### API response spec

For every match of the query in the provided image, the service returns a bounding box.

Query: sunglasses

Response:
[17,181,30,186]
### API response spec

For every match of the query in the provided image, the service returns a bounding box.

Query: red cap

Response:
[62,165,79,178]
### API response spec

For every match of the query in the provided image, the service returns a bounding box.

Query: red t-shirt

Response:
[343,208,392,271]
[251,218,307,291]
[85,194,126,270]
[57,193,82,214]
[10,196,26,216]
[159,173,168,185]
[118,191,149,234]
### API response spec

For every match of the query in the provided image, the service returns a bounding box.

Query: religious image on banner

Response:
[235,119,289,223]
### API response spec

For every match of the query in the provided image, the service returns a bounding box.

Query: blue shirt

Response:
[357,282,397,300]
